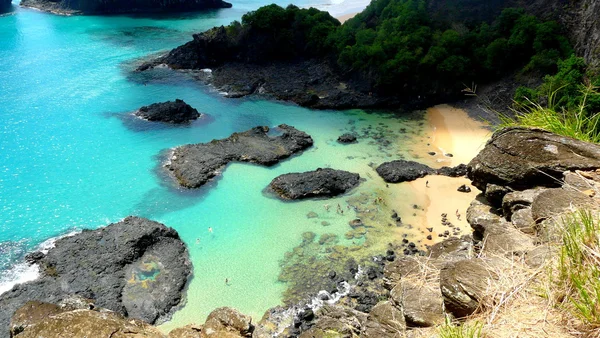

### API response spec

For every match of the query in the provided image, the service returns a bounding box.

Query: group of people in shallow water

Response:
[323,203,351,214]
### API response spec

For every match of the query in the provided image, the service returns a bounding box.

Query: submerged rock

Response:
[468,127,600,191]
[337,133,358,144]
[269,168,360,200]
[0,217,191,337]
[20,0,231,15]
[135,99,200,124]
[166,124,313,188]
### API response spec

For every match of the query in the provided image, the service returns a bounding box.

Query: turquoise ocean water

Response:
[0,0,433,329]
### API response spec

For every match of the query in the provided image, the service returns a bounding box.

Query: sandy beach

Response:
[337,12,357,23]
[387,104,491,247]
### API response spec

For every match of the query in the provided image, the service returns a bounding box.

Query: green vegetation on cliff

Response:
[234,1,572,97]
[506,56,600,142]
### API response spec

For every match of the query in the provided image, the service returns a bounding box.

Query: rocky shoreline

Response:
[0,217,191,338]
[5,126,600,337]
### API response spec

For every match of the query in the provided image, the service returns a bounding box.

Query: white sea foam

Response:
[0,230,80,296]
[0,263,39,295]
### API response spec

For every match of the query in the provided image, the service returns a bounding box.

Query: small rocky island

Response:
[268,168,361,200]
[135,99,201,124]
[20,0,231,15]
[166,124,313,188]
[0,217,191,337]
[376,159,468,183]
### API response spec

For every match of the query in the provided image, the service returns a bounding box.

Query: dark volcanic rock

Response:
[269,168,360,200]
[337,133,358,144]
[376,160,469,183]
[20,0,231,15]
[0,217,191,337]
[166,124,313,189]
[376,160,435,183]
[437,163,468,177]
[468,127,600,191]
[135,99,200,124]
[457,184,471,193]
[137,26,398,110]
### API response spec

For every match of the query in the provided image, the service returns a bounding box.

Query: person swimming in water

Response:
[208,227,213,233]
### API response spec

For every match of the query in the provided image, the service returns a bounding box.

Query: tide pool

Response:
[0,2,425,330]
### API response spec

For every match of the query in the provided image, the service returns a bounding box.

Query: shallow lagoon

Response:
[0,2,447,328]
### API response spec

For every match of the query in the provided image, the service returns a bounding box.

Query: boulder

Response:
[467,199,534,254]
[10,301,164,338]
[437,163,468,177]
[166,124,313,188]
[0,217,191,337]
[390,281,444,327]
[360,301,406,338]
[440,259,498,318]
[20,0,231,15]
[268,168,360,200]
[511,208,535,234]
[501,188,545,220]
[202,307,253,338]
[376,160,468,183]
[457,184,471,193]
[484,184,511,207]
[135,99,200,124]
[337,133,358,144]
[376,160,435,183]
[468,127,600,191]
[531,188,596,221]
[168,324,202,338]
[299,305,366,338]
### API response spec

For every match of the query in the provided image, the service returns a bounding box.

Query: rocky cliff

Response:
[19,0,231,15]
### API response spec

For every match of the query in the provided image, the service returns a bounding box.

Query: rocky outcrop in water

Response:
[135,99,201,124]
[165,124,313,189]
[468,127,600,191]
[0,217,191,338]
[19,0,231,15]
[337,133,358,144]
[376,160,468,183]
[268,168,360,200]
